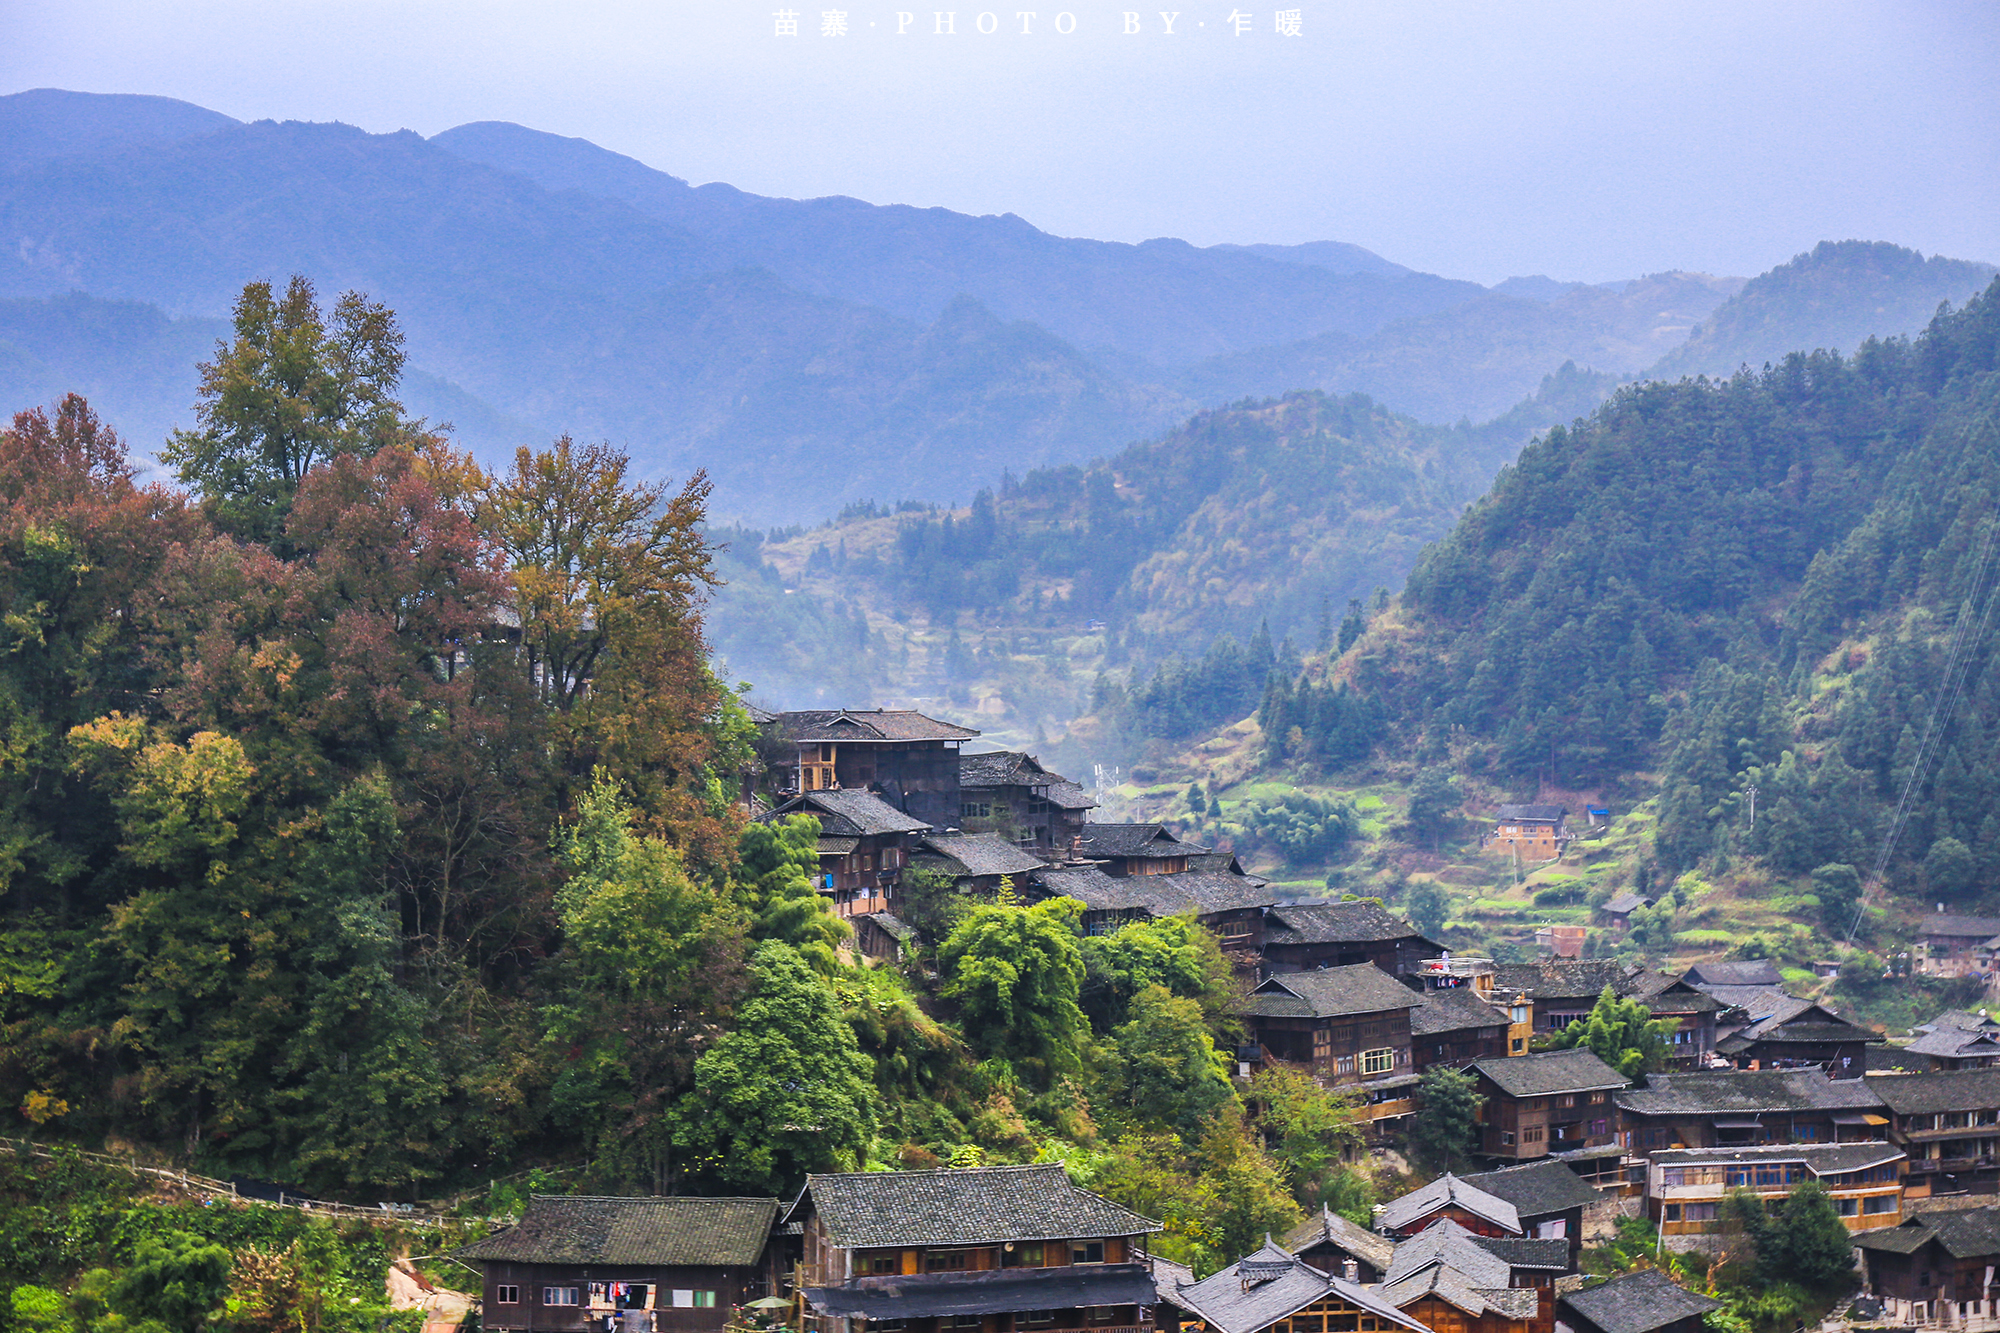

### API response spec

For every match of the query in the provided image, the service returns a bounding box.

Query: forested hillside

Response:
[716,245,2000,756]
[1142,275,2000,936]
[0,280,1370,1292]
[1652,240,1996,381]
[1170,271,1741,423]
[710,364,1615,733]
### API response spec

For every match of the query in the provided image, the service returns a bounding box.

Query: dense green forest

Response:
[704,243,1995,757]
[1375,275,2000,890]
[709,362,1616,729]
[1081,275,2000,958]
[0,277,1381,1321]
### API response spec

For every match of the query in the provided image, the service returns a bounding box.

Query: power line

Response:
[1845,501,2000,949]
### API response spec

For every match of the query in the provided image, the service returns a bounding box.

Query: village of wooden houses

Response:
[453,708,2000,1333]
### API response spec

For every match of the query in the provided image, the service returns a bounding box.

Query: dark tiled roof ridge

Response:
[1469,1047,1627,1096]
[792,1163,1160,1247]
[1265,899,1429,944]
[1459,1159,1604,1216]
[1244,964,1425,1019]
[1410,989,1511,1037]
[456,1194,780,1266]
[1560,1269,1721,1333]
[775,708,981,741]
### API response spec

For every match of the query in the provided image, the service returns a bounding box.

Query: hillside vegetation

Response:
[1089,277,2000,999]
[0,283,1382,1302]
[710,365,1617,731]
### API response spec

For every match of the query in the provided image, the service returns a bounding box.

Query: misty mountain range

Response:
[0,88,1993,524]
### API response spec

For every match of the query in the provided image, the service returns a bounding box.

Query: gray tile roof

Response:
[1459,1159,1604,1219]
[1491,961,1639,1003]
[915,832,1049,878]
[1681,960,1782,988]
[1378,1174,1520,1235]
[1044,782,1096,811]
[1409,989,1509,1038]
[1471,1236,1570,1270]
[1384,1221,1510,1289]
[861,912,916,941]
[1560,1270,1720,1333]
[1905,1029,2000,1059]
[457,1195,778,1266]
[770,789,932,837]
[1600,892,1652,916]
[1243,966,1424,1021]
[1870,1045,1933,1073]
[804,1266,1157,1319]
[957,753,1097,811]
[1852,1206,2000,1260]
[1079,824,1206,859]
[1265,901,1432,946]
[1623,974,1722,1013]
[1157,870,1279,915]
[787,1164,1159,1248]
[1868,1068,2000,1116]
[1698,983,1795,1012]
[1031,866,1182,915]
[1711,994,1879,1051]
[1919,1010,2000,1034]
[1378,1267,1533,1320]
[1280,1206,1395,1275]
[1494,805,1567,822]
[1615,1069,1887,1118]
[1150,1255,1198,1304]
[774,709,980,742]
[1469,1048,1627,1098]
[1919,913,2000,940]
[1168,1241,1428,1333]
[959,750,1054,788]
[1379,1266,1539,1321]
[1647,1142,1905,1174]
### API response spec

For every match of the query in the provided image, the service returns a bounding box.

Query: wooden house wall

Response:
[480,1261,754,1333]
[1401,1295,1533,1333]
[1244,1011,1414,1083]
[1262,937,1429,976]
[1197,907,1264,959]
[1730,1039,1869,1078]
[858,741,963,831]
[959,783,1086,853]
[1476,1078,1620,1162]
[1414,1023,1509,1072]
[1864,1240,2000,1304]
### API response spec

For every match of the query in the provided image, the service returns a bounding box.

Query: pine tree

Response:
[1409,1067,1484,1175]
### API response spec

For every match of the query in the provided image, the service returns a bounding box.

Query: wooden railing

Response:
[3,1138,471,1228]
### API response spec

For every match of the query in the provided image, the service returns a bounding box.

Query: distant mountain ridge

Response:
[0,87,240,171]
[0,89,1992,527]
[1650,240,1998,381]
[426,119,1489,370]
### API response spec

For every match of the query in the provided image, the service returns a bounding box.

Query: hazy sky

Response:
[5,0,1997,283]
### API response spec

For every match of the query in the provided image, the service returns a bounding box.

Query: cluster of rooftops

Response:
[458,1159,1712,1333]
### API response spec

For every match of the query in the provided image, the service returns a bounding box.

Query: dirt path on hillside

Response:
[387,1259,475,1333]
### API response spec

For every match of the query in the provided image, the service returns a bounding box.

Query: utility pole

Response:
[1744,783,1760,830]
